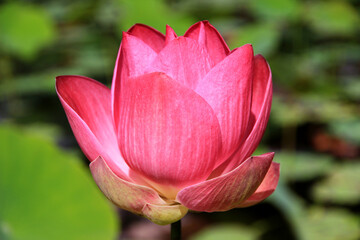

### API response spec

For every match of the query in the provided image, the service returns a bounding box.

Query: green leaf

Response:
[0,125,118,240]
[270,96,307,126]
[270,185,360,240]
[343,77,360,101]
[0,66,95,97]
[298,95,358,122]
[249,0,301,21]
[329,120,360,145]
[300,207,360,240]
[0,3,56,60]
[228,23,280,56]
[304,1,360,37]
[115,0,195,35]
[190,224,260,240]
[270,94,359,127]
[275,151,334,181]
[312,162,360,205]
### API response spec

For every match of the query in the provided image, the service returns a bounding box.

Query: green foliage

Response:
[343,77,360,101]
[270,184,360,240]
[0,125,118,240]
[299,207,360,240]
[304,1,360,37]
[312,162,360,205]
[275,151,334,181]
[249,0,300,21]
[190,224,260,240]
[0,3,56,60]
[330,120,360,145]
[228,23,280,56]
[115,0,195,35]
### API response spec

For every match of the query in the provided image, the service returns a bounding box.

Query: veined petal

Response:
[90,156,166,209]
[165,25,177,45]
[237,162,280,207]
[212,55,272,176]
[146,37,213,90]
[118,72,222,198]
[118,32,158,79]
[238,55,272,159]
[56,75,130,181]
[177,152,274,212]
[127,23,165,53]
[195,44,254,163]
[184,21,230,64]
[142,203,188,225]
[111,32,158,136]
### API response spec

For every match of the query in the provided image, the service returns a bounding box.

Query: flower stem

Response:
[171,220,181,240]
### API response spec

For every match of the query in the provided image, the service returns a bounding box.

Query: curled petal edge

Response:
[237,162,280,208]
[210,55,273,177]
[177,152,274,212]
[90,156,188,225]
[127,23,165,53]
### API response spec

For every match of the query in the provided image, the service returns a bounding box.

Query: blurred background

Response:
[0,0,359,239]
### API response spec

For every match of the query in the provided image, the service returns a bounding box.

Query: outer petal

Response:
[117,32,158,79]
[146,36,212,90]
[56,75,130,181]
[118,72,222,199]
[142,203,188,225]
[195,44,254,163]
[111,32,158,136]
[211,55,272,176]
[90,156,187,225]
[177,152,274,212]
[239,55,272,159]
[165,25,177,45]
[184,21,230,64]
[127,23,165,53]
[237,162,280,207]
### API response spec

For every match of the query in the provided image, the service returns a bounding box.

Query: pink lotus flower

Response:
[56,21,279,225]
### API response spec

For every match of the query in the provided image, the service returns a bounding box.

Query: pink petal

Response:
[211,55,272,176]
[127,23,165,53]
[117,32,158,79]
[90,156,166,209]
[111,32,158,137]
[195,44,254,163]
[91,156,188,225]
[146,36,213,90]
[165,25,177,45]
[118,72,222,198]
[184,21,230,65]
[56,75,131,181]
[177,152,274,212]
[237,162,280,207]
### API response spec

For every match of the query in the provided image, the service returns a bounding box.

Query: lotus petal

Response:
[237,162,280,207]
[147,37,212,89]
[185,21,230,64]
[177,152,274,212]
[56,75,131,181]
[195,44,254,162]
[118,72,222,198]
